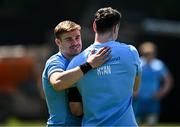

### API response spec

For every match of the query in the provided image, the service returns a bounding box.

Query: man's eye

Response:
[76,37,80,40]
[76,35,81,40]
[65,38,72,41]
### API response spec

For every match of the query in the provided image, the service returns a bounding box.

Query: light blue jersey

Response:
[138,58,168,99]
[133,58,169,116]
[42,52,81,126]
[67,41,141,126]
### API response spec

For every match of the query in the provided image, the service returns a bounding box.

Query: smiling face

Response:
[56,29,82,59]
[54,21,82,60]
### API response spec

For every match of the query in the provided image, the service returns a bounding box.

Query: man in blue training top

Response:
[67,7,142,126]
[42,20,111,126]
[133,41,173,126]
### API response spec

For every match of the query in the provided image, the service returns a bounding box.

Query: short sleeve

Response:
[160,62,169,77]
[47,59,65,79]
[129,45,142,76]
[151,59,169,77]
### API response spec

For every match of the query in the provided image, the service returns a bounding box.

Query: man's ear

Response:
[112,26,116,33]
[55,38,61,46]
[113,24,119,33]
[93,21,97,32]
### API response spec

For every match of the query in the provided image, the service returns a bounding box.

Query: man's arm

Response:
[68,87,83,116]
[153,73,173,100]
[133,75,141,97]
[50,47,111,91]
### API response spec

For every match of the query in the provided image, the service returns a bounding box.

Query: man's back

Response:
[67,41,141,126]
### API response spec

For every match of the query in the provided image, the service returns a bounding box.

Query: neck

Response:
[59,49,73,61]
[64,54,73,60]
[94,32,115,43]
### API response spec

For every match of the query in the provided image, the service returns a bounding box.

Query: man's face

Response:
[58,29,82,59]
[140,43,155,61]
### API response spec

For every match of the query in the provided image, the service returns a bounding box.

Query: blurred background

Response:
[0,0,180,126]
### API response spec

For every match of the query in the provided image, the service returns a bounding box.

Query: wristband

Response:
[79,62,92,74]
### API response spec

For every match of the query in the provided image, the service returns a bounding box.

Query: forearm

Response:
[69,102,83,116]
[159,73,173,96]
[68,87,83,116]
[154,73,173,100]
[50,47,111,91]
[53,66,83,91]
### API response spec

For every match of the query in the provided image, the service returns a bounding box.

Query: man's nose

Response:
[72,39,79,45]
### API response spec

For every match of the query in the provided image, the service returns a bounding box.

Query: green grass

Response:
[139,124,180,127]
[0,117,46,127]
[1,117,180,127]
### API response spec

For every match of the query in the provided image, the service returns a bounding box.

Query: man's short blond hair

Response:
[54,20,81,39]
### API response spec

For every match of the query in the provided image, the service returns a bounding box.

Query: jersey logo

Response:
[110,56,121,64]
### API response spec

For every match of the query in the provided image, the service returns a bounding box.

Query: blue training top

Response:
[67,41,142,126]
[137,57,169,99]
[42,52,81,126]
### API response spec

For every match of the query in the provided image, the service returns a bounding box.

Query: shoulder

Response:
[152,59,164,66]
[67,47,92,69]
[73,46,93,61]
[150,59,166,71]
[116,42,138,53]
[125,44,140,59]
[44,53,68,73]
[128,44,138,53]
[46,53,65,66]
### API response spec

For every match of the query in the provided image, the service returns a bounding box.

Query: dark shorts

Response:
[133,98,160,118]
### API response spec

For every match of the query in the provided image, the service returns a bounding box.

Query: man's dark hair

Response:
[94,7,121,33]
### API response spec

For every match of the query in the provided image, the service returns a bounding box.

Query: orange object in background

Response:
[0,57,36,94]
